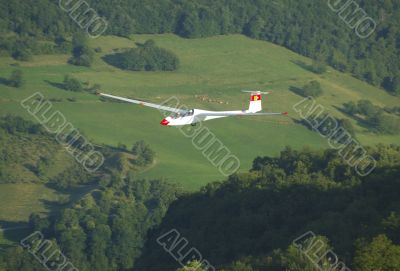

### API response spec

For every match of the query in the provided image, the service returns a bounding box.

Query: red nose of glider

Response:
[160,119,170,126]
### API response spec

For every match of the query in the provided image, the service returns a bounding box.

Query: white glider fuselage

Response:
[161,109,251,126]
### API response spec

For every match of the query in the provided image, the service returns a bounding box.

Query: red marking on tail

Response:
[251,94,261,101]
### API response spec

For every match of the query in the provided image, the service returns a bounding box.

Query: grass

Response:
[0,130,75,183]
[0,183,97,247]
[0,34,399,190]
[0,183,62,247]
[0,184,62,223]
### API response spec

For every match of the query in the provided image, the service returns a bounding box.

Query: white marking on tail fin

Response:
[248,91,263,113]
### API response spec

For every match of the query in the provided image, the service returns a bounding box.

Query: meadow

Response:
[0,34,399,191]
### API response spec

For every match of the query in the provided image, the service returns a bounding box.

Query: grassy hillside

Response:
[0,184,63,223]
[0,34,399,190]
[0,127,76,183]
[0,183,98,248]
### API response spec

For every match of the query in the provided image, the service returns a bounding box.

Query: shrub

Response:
[131,140,155,166]
[68,33,94,67]
[104,40,180,71]
[67,97,77,102]
[338,118,355,136]
[343,101,358,115]
[63,75,83,92]
[390,76,400,95]
[12,48,32,61]
[341,100,400,135]
[357,99,378,117]
[311,58,327,74]
[301,80,323,97]
[370,114,400,134]
[8,69,24,88]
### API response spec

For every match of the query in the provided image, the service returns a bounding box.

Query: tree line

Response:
[1,119,400,270]
[136,145,400,271]
[1,0,399,93]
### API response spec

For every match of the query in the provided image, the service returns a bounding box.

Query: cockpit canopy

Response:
[171,109,194,119]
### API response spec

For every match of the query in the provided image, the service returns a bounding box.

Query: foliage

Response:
[131,140,156,166]
[371,114,400,135]
[353,235,400,271]
[343,99,400,134]
[105,40,180,71]
[392,76,400,95]
[63,75,83,92]
[299,114,356,142]
[310,57,327,74]
[0,116,109,185]
[176,261,208,271]
[1,142,400,271]
[135,145,400,271]
[1,0,399,92]
[52,166,91,189]
[12,48,32,61]
[0,115,44,135]
[7,69,24,88]
[300,81,323,98]
[0,247,43,271]
[342,101,358,115]
[68,33,93,67]
[24,174,178,271]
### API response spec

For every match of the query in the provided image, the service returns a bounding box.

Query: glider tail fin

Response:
[248,92,262,113]
[242,90,271,113]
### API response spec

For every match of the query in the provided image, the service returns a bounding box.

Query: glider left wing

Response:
[99,93,187,114]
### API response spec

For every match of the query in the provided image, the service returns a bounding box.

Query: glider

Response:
[99,91,288,126]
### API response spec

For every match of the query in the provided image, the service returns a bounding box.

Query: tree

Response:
[301,80,323,97]
[372,114,400,134]
[343,101,358,115]
[357,99,379,117]
[63,75,83,92]
[353,235,400,271]
[144,39,156,48]
[329,50,348,72]
[177,11,201,38]
[131,140,155,166]
[69,32,94,67]
[338,118,355,136]
[244,16,265,39]
[105,40,179,71]
[391,75,400,95]
[226,261,255,271]
[12,48,32,61]
[176,261,207,271]
[311,59,327,74]
[8,69,24,88]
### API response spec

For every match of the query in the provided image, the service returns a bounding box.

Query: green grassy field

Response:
[0,34,399,190]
